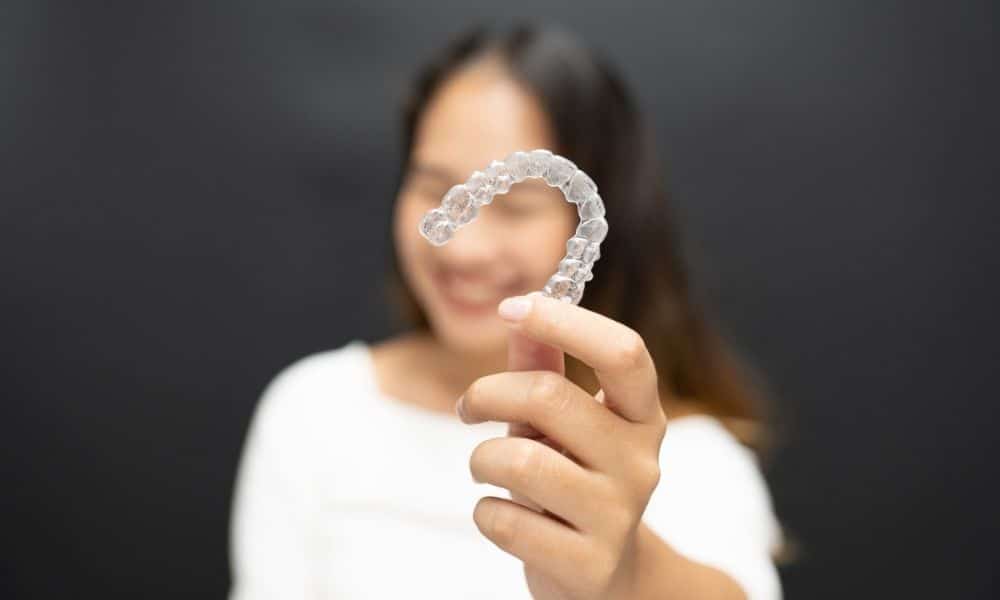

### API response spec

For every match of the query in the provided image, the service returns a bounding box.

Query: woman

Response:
[229,23,782,600]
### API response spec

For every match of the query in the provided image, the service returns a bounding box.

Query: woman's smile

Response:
[433,268,513,314]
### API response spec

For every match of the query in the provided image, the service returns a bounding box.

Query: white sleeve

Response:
[641,416,783,600]
[228,359,327,600]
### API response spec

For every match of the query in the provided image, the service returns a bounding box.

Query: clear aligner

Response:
[418,149,607,305]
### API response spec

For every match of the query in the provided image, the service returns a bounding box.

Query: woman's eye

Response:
[406,181,448,203]
[420,187,446,202]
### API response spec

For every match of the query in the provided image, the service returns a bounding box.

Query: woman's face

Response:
[393,60,576,356]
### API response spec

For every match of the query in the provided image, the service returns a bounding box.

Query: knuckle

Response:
[634,457,662,493]
[654,402,669,428]
[653,414,668,444]
[613,329,649,372]
[509,441,545,483]
[527,371,570,415]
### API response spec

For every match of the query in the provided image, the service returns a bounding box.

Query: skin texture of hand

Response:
[455,290,669,600]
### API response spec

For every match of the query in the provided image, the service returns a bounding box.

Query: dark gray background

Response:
[2,1,997,598]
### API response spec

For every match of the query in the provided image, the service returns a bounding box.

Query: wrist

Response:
[623,522,747,600]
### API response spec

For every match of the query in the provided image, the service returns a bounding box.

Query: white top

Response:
[229,339,783,600]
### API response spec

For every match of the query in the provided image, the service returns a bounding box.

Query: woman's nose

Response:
[435,212,502,268]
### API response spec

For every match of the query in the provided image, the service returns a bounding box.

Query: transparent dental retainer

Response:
[417,149,607,305]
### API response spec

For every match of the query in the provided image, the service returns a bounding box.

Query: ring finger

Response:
[470,435,612,532]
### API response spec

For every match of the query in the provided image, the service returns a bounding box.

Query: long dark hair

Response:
[384,23,770,449]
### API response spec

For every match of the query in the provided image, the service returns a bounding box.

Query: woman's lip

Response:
[441,289,494,314]
[434,271,503,314]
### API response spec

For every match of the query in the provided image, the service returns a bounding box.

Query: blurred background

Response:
[2,1,997,598]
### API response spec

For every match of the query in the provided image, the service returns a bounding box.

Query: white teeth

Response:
[441,273,503,304]
[418,149,607,305]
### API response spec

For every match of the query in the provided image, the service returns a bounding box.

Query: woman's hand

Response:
[456,291,668,600]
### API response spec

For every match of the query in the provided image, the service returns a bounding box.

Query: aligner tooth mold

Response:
[418,149,607,305]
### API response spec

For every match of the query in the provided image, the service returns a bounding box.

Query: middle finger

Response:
[459,369,633,473]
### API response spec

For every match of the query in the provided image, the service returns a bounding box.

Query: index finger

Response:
[497,292,663,424]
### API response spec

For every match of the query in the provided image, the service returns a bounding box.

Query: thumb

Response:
[505,323,564,438]
[505,290,564,387]
[506,291,565,375]
[503,292,566,515]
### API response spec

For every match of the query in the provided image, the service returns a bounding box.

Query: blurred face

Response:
[393,59,576,356]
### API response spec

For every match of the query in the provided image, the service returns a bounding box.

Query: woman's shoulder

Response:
[262,339,370,401]
[245,339,373,440]
[659,413,759,468]
[246,332,431,439]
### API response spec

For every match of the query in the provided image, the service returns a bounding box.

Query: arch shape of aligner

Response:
[418,149,607,305]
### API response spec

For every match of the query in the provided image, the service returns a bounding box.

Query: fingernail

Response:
[455,394,466,420]
[498,296,532,321]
